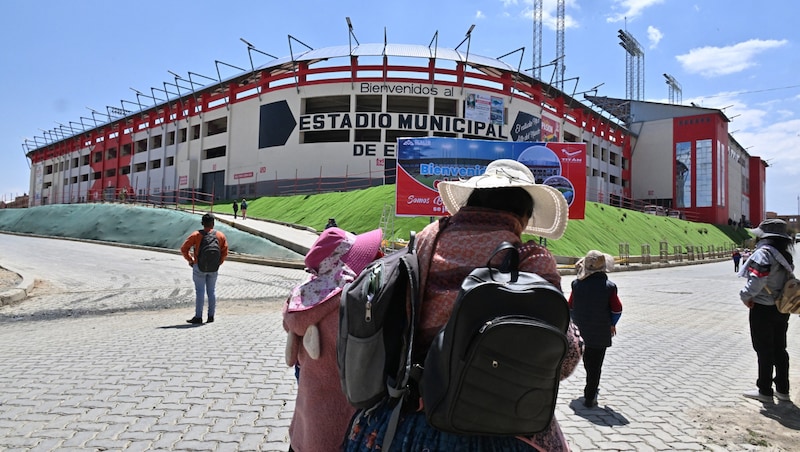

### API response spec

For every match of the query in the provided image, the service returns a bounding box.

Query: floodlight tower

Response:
[555,0,565,90]
[532,0,543,79]
[664,73,682,104]
[618,29,645,100]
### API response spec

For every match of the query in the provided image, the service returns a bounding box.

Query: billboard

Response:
[396,137,586,220]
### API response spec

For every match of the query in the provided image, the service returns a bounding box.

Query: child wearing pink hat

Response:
[283,227,383,452]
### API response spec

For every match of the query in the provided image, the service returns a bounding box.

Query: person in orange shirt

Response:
[181,213,228,324]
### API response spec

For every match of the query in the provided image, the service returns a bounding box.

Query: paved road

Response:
[1,233,799,451]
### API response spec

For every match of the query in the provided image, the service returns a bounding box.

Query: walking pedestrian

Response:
[739,219,793,403]
[241,198,248,220]
[733,248,742,272]
[568,250,622,408]
[232,200,239,219]
[180,213,228,324]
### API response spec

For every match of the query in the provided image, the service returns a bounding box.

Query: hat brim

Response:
[748,228,791,240]
[341,228,383,275]
[437,177,569,240]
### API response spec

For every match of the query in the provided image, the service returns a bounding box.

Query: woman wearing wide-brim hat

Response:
[343,159,583,451]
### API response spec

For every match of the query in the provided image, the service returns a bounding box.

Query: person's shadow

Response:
[760,401,800,430]
[158,323,204,329]
[568,398,630,426]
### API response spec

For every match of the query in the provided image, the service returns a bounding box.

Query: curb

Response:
[0,264,36,306]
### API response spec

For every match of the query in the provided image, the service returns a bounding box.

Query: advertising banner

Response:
[396,137,586,220]
[464,92,505,125]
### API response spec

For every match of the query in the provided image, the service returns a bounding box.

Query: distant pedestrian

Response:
[232,200,239,219]
[324,218,337,230]
[569,250,622,408]
[739,219,793,403]
[181,213,228,324]
[241,198,248,220]
[733,248,742,272]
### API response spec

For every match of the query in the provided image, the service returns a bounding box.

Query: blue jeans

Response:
[192,265,218,319]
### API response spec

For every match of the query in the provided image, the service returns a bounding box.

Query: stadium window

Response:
[72,157,79,168]
[150,159,161,169]
[204,146,226,159]
[165,156,175,167]
[121,144,131,156]
[563,131,578,142]
[81,174,89,182]
[610,174,619,184]
[121,167,131,175]
[301,130,350,143]
[71,176,78,184]
[355,129,381,142]
[205,117,228,136]
[434,98,458,116]
[166,131,175,146]
[610,152,618,166]
[387,95,428,114]
[93,152,103,163]
[150,135,163,149]
[136,139,147,153]
[304,95,351,114]
[356,95,382,112]
[82,155,90,166]
[43,182,52,188]
[63,178,69,186]
[179,128,187,143]
[462,134,503,142]
[386,129,427,143]
[134,163,146,172]
[105,169,116,177]
[192,125,200,140]
[106,147,117,160]
[92,171,101,180]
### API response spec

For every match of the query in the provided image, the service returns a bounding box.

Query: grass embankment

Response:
[222,185,752,258]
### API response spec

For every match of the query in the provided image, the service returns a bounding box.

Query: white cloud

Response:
[647,26,662,49]
[607,0,664,23]
[676,39,788,77]
[476,10,486,19]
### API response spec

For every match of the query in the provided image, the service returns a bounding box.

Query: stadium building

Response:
[23,23,767,226]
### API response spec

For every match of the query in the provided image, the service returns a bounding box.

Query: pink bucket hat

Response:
[288,227,383,312]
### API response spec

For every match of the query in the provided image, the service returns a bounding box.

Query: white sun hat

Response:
[436,159,569,239]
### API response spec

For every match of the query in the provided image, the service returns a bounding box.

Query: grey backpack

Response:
[337,232,421,409]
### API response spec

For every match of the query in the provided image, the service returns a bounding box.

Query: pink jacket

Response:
[283,293,354,452]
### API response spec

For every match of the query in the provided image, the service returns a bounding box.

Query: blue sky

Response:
[2,0,799,215]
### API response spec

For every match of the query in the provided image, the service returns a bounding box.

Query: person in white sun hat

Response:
[344,159,582,451]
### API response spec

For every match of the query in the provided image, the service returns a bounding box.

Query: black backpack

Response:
[421,242,570,436]
[197,230,221,272]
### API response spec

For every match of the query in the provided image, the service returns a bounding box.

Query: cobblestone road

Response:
[1,234,799,451]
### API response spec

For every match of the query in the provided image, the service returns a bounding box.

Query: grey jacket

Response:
[739,243,792,306]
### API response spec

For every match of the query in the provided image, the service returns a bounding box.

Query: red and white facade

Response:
[23,35,766,225]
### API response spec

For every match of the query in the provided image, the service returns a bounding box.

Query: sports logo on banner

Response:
[396,137,586,220]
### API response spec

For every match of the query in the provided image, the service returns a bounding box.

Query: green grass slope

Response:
[215,185,752,258]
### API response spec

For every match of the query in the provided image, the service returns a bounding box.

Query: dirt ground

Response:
[692,394,800,451]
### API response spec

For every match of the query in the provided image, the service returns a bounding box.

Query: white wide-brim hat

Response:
[437,159,569,239]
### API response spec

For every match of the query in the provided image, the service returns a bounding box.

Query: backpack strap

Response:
[761,245,794,275]
[382,220,449,450]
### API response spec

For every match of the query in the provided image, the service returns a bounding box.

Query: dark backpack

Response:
[337,232,420,410]
[421,242,570,436]
[197,230,221,272]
